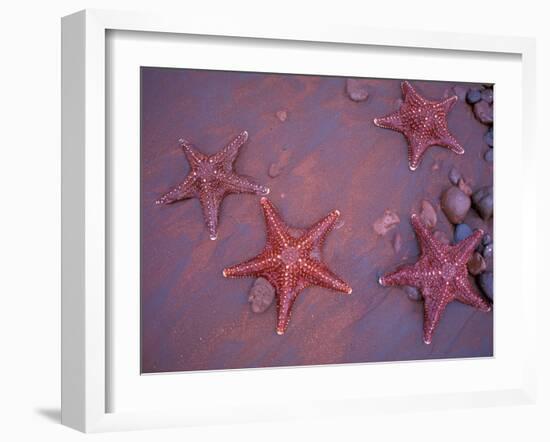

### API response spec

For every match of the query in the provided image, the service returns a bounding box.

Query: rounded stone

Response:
[473,100,494,124]
[467,252,487,275]
[481,88,493,104]
[248,278,276,314]
[268,162,283,178]
[454,223,473,243]
[484,127,494,147]
[483,243,493,259]
[466,88,482,104]
[483,244,494,271]
[276,110,288,122]
[419,200,437,229]
[441,186,471,224]
[373,209,400,236]
[448,166,462,185]
[458,178,473,196]
[346,78,369,102]
[472,186,494,220]
[403,285,422,301]
[478,272,493,301]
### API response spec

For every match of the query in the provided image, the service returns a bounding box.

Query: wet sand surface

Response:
[141,68,493,373]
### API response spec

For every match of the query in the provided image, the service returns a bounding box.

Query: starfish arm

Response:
[407,137,430,171]
[373,111,404,132]
[453,277,492,312]
[210,130,248,167]
[401,81,427,107]
[431,104,464,155]
[198,185,223,240]
[438,133,465,155]
[222,251,280,278]
[379,263,422,288]
[410,214,448,261]
[260,197,291,245]
[422,286,453,344]
[450,229,484,266]
[302,258,352,294]
[438,95,458,113]
[220,173,270,196]
[275,286,299,335]
[155,174,197,205]
[179,138,207,167]
[299,209,340,250]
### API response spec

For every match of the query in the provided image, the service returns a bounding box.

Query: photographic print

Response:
[141,67,494,373]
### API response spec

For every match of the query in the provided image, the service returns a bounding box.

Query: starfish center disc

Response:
[280,247,300,265]
[197,161,216,179]
[440,262,457,281]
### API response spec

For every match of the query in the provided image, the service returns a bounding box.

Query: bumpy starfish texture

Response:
[373,81,464,171]
[379,214,491,344]
[223,197,352,335]
[156,131,269,240]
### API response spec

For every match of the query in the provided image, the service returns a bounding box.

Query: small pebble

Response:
[482,233,492,246]
[454,223,473,243]
[441,186,471,224]
[478,272,493,301]
[276,110,288,122]
[346,78,369,102]
[373,209,400,236]
[466,89,482,104]
[472,186,493,220]
[268,162,283,177]
[403,285,422,301]
[419,200,437,229]
[484,149,493,163]
[462,214,486,232]
[433,230,451,245]
[467,252,487,275]
[483,243,493,259]
[448,167,462,185]
[473,100,494,124]
[481,88,493,104]
[248,278,275,313]
[483,244,494,270]
[484,127,494,147]
[458,178,473,196]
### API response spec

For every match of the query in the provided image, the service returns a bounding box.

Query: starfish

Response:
[156,131,269,240]
[222,197,352,335]
[378,213,491,344]
[373,81,464,171]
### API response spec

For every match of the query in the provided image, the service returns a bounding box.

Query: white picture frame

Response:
[61,9,537,433]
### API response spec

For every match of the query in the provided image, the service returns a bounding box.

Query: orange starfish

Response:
[379,213,491,344]
[223,197,352,335]
[374,81,464,171]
